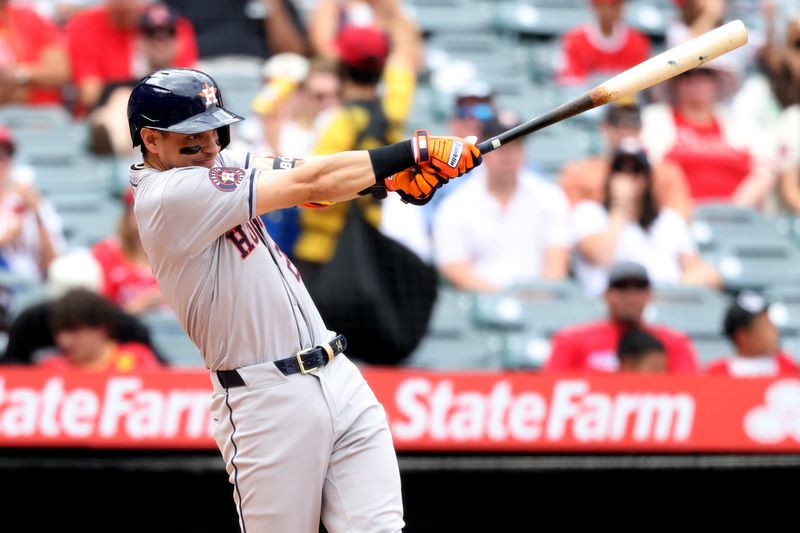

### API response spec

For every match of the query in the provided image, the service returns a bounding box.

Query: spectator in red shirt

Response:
[641,60,775,207]
[706,292,799,378]
[556,0,651,85]
[65,0,198,112]
[39,288,162,372]
[92,187,164,315]
[0,0,69,106]
[544,261,699,373]
[87,3,195,155]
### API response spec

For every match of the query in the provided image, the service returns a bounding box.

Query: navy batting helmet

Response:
[127,68,243,149]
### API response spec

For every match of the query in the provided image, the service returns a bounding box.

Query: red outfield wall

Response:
[1,367,799,452]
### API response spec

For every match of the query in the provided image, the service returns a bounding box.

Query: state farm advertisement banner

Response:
[2,367,800,452]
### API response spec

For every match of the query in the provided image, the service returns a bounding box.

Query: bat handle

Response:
[476,138,497,155]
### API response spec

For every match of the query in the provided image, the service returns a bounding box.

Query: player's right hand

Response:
[384,166,443,205]
[412,130,482,182]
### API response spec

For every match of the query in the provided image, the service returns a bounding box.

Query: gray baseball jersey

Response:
[129,150,331,370]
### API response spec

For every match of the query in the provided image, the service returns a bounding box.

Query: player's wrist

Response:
[367,139,415,183]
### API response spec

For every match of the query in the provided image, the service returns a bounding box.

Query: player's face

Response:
[144,129,221,170]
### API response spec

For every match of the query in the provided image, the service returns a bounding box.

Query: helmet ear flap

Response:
[131,126,143,148]
[217,125,231,149]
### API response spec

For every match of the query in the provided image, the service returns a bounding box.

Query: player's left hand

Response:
[384,166,444,205]
[412,130,482,182]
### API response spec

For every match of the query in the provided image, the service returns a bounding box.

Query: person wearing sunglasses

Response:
[571,138,720,297]
[545,260,699,373]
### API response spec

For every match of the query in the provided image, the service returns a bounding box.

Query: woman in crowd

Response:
[572,138,720,296]
[91,188,164,315]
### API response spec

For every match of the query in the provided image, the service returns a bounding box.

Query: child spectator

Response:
[571,138,719,296]
[66,0,198,112]
[617,328,668,373]
[0,0,69,106]
[39,288,161,371]
[0,126,65,282]
[91,188,164,315]
[556,0,650,85]
[706,291,799,377]
[545,260,699,373]
[433,111,571,291]
[2,250,163,365]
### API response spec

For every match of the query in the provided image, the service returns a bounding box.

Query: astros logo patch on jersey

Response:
[209,167,245,191]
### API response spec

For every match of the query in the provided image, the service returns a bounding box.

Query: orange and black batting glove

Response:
[384,166,444,205]
[412,129,482,182]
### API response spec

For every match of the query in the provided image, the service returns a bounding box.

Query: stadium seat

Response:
[426,286,474,336]
[690,203,785,252]
[500,329,551,369]
[405,0,493,35]
[403,329,504,370]
[0,271,48,319]
[781,336,800,362]
[493,1,590,37]
[704,237,800,292]
[55,196,124,249]
[35,157,115,197]
[644,285,730,337]
[139,310,201,367]
[774,214,800,248]
[763,284,800,337]
[472,280,604,335]
[690,335,733,367]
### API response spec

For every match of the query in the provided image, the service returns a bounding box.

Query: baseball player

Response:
[126,68,480,533]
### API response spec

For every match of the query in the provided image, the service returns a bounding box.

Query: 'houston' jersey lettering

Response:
[130,150,330,370]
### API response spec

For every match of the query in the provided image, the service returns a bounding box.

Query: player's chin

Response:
[193,157,217,168]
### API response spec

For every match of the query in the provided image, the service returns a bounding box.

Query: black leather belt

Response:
[216,335,347,389]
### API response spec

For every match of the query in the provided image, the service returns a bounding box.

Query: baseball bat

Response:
[475,19,748,154]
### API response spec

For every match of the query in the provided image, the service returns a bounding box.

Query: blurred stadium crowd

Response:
[0,0,799,377]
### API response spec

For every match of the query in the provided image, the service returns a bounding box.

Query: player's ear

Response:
[140,128,162,155]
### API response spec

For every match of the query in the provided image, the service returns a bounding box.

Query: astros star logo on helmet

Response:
[198,82,218,109]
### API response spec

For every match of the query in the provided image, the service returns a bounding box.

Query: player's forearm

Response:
[254,138,418,213]
[254,151,377,213]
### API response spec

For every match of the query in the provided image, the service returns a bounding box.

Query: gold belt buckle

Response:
[296,347,318,375]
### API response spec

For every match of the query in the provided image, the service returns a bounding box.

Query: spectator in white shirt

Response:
[572,137,720,296]
[0,126,64,282]
[432,111,571,292]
